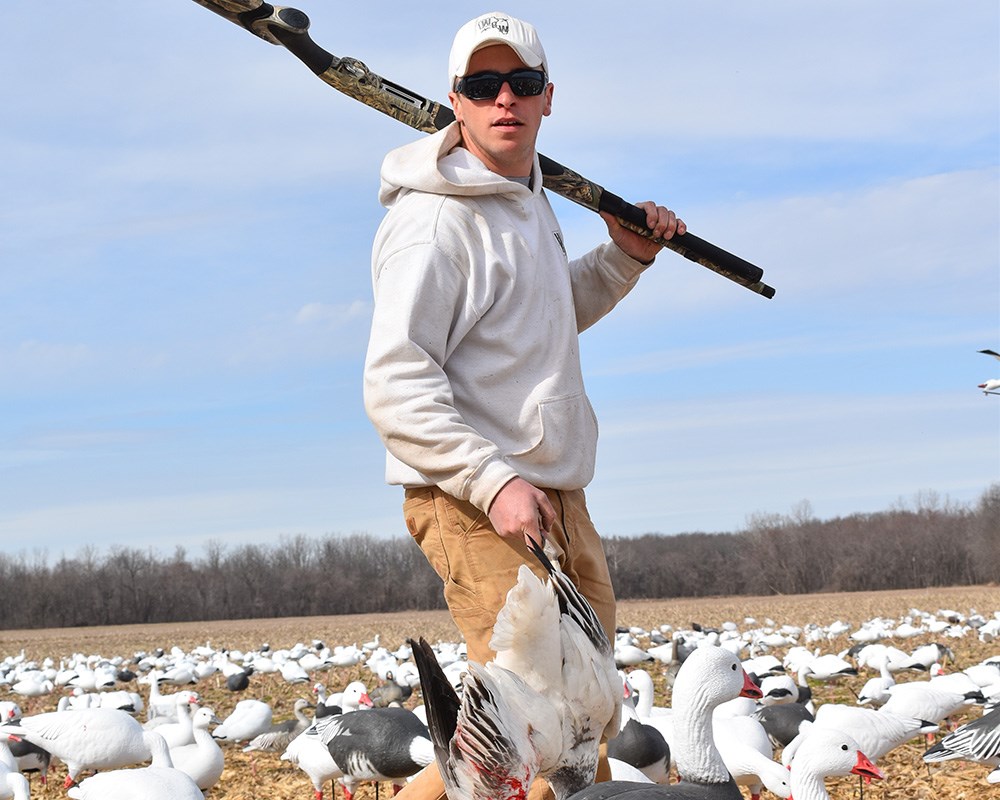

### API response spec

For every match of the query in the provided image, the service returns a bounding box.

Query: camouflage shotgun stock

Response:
[189,0,775,298]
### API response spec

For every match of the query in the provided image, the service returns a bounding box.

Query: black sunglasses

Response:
[455,69,547,101]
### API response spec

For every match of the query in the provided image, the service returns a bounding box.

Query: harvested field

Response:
[2,584,999,799]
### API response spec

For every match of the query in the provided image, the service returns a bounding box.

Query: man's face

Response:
[448,44,553,177]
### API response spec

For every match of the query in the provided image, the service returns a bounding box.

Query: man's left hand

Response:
[600,201,686,265]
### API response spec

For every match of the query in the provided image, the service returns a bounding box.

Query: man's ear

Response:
[448,91,465,125]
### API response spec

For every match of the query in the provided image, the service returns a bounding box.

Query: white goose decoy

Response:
[65,730,203,800]
[142,671,199,724]
[10,677,53,698]
[856,653,895,707]
[0,704,21,724]
[280,659,310,685]
[712,715,791,800]
[281,718,344,800]
[147,694,199,748]
[169,707,225,791]
[625,670,671,717]
[782,704,937,763]
[212,698,273,744]
[923,705,1000,784]
[880,680,982,732]
[758,674,799,706]
[338,680,375,712]
[5,707,156,788]
[904,642,954,671]
[787,727,883,800]
[852,643,911,673]
[0,735,31,800]
[570,646,764,799]
[798,653,858,682]
[320,680,373,715]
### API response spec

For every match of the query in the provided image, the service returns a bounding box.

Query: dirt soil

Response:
[2,585,998,800]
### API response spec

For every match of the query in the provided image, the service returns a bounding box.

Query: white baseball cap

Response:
[448,12,548,85]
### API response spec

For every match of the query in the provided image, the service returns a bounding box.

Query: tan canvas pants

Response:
[397,486,617,800]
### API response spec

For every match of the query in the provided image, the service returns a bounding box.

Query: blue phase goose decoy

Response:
[281,713,344,800]
[752,703,814,749]
[608,678,670,784]
[306,706,434,800]
[923,705,1000,784]
[6,732,52,785]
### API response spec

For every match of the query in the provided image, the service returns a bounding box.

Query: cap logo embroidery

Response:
[477,16,510,36]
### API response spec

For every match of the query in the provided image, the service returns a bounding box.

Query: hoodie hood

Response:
[378,121,541,208]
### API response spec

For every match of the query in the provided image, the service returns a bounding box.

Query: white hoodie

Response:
[363,122,650,513]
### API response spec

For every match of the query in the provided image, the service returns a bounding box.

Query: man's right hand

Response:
[487,477,557,550]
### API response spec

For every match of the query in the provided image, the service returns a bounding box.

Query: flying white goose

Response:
[978,349,1000,394]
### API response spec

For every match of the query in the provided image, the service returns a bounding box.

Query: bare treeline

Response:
[0,485,996,630]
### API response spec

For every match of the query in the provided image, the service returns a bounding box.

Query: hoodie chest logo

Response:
[552,230,566,257]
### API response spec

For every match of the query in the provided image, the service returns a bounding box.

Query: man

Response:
[363,11,684,799]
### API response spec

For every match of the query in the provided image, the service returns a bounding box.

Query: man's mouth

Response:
[493,119,522,127]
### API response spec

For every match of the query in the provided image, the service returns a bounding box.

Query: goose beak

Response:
[740,670,763,700]
[851,751,883,783]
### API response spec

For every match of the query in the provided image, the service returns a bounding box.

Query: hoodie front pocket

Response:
[511,391,598,468]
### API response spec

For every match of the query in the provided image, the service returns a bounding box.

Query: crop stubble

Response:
[2,585,999,800]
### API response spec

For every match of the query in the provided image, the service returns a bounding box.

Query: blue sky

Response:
[2,1,998,557]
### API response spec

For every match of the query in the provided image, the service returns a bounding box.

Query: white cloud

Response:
[296,300,370,326]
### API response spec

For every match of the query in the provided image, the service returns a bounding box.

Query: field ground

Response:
[2,584,999,799]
